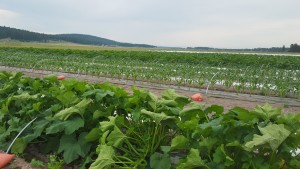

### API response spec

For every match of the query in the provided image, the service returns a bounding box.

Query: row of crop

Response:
[0,71,299,168]
[0,47,299,97]
[1,47,300,69]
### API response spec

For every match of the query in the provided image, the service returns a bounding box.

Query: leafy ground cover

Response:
[0,71,299,168]
[0,47,299,98]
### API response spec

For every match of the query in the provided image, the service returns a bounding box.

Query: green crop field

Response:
[0,71,299,168]
[0,45,299,168]
[0,46,299,98]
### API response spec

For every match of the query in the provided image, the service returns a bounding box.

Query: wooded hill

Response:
[0,26,155,48]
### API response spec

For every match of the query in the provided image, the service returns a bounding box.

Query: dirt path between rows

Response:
[1,66,299,113]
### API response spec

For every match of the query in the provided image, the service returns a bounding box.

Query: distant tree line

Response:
[0,26,155,48]
[289,43,300,52]
[0,26,52,42]
[187,44,300,53]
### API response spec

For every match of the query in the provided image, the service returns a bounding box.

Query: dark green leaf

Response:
[46,117,84,135]
[56,91,79,106]
[179,103,205,122]
[23,119,49,143]
[162,89,190,108]
[11,138,27,154]
[150,152,171,169]
[177,149,209,169]
[229,107,256,122]
[85,127,101,142]
[171,135,188,151]
[205,105,224,115]
[58,133,91,164]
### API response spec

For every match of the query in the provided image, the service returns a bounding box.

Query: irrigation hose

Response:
[205,71,220,95]
[6,117,37,154]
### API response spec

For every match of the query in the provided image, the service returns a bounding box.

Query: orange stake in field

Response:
[191,93,204,102]
[0,153,15,168]
[57,75,66,80]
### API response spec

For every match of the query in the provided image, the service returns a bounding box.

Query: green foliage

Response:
[170,135,188,151]
[90,145,115,169]
[0,71,299,168]
[0,47,299,97]
[245,124,291,151]
[54,99,92,120]
[30,158,45,167]
[58,133,91,164]
[177,149,209,169]
[47,155,64,169]
[150,152,171,169]
[289,43,300,52]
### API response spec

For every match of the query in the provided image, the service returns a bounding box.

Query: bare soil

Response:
[1,149,42,169]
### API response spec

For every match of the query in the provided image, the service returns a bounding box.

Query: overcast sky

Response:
[1,0,299,48]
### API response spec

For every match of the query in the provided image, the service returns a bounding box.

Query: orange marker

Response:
[57,75,65,80]
[0,153,15,168]
[191,93,204,101]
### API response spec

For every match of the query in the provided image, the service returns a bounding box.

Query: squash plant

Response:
[0,71,299,169]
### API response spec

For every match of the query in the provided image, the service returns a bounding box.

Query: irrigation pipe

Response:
[6,117,37,154]
[205,71,220,95]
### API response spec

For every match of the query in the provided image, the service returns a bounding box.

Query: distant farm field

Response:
[0,46,299,98]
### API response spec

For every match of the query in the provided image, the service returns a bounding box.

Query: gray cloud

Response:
[0,0,299,48]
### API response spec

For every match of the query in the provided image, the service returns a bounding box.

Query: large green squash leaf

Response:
[90,145,115,169]
[11,138,27,154]
[179,103,204,122]
[212,144,234,167]
[162,89,190,108]
[245,124,291,151]
[54,99,92,120]
[85,127,101,142]
[56,91,79,106]
[251,103,281,121]
[83,89,114,102]
[99,116,118,132]
[176,149,209,169]
[23,119,50,143]
[46,117,84,135]
[58,133,91,164]
[106,127,127,148]
[141,109,175,124]
[171,135,188,151]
